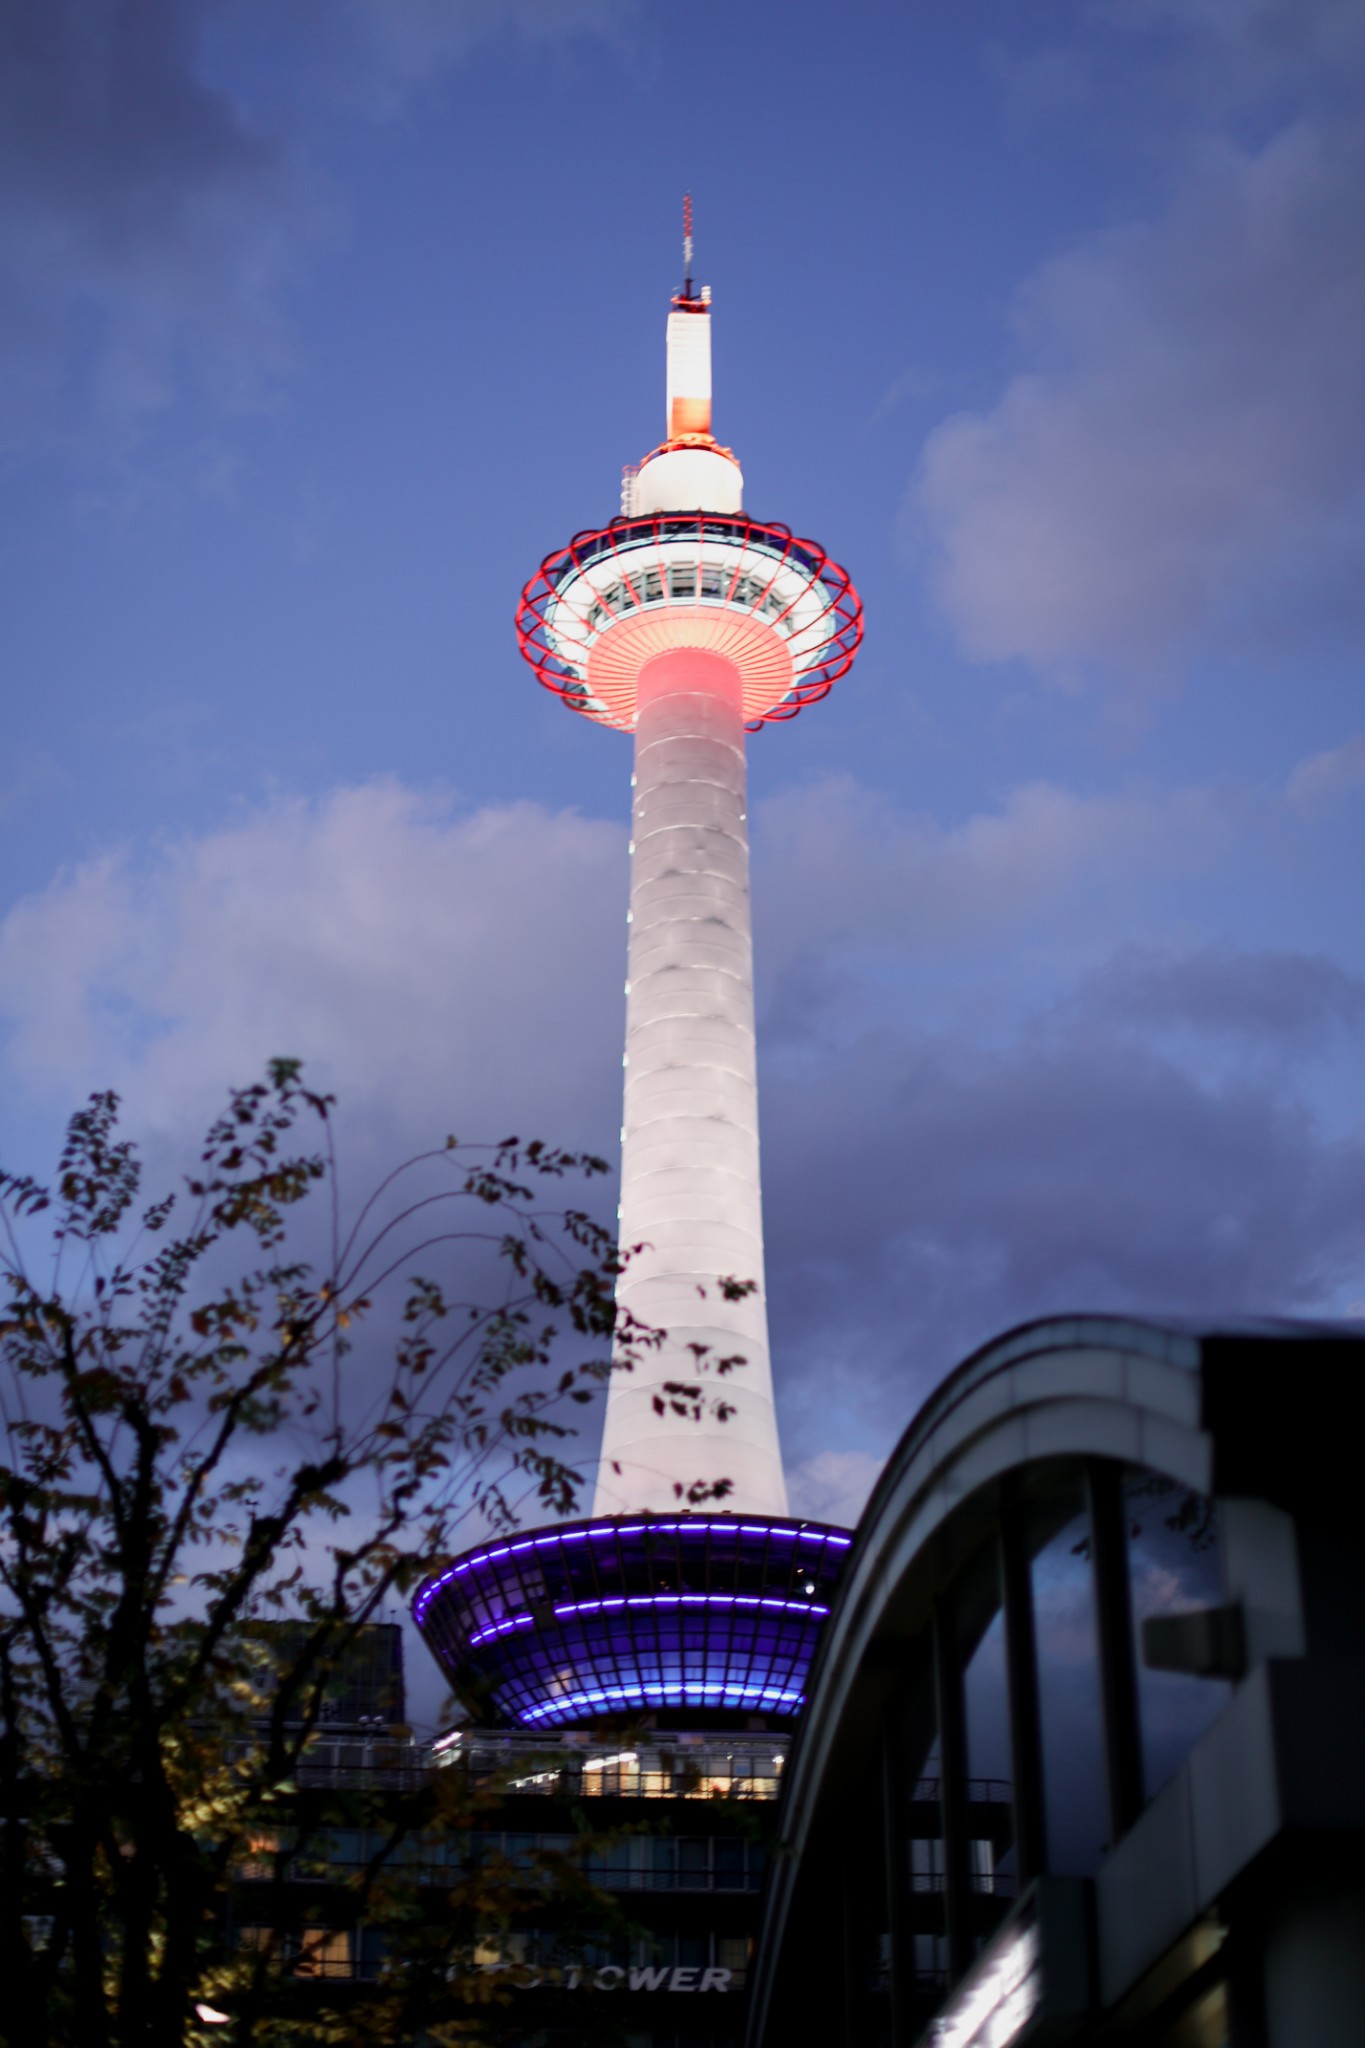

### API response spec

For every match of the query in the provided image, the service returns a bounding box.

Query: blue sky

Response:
[3,0,1365,1531]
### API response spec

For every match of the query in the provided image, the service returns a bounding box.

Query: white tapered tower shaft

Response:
[516,212,861,1517]
[593,644,787,1516]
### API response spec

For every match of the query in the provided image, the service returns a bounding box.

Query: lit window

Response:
[294,1928,353,1980]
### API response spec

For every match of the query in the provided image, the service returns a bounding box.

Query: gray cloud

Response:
[1286,731,1365,817]
[329,0,636,106]
[0,0,300,453]
[754,771,1239,986]
[762,1016,1365,1465]
[1074,944,1365,1045]
[0,0,630,459]
[786,1449,885,1529]
[4,774,1360,1500]
[910,54,1365,683]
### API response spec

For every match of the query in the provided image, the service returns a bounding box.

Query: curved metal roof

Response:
[745,1311,1365,2048]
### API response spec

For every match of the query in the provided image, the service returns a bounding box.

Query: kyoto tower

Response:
[415,209,862,1731]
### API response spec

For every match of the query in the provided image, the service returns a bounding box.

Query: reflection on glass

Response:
[908,1736,948,1991]
[1157,1982,1228,2046]
[897,1655,947,1995]
[1125,1470,1229,1803]
[1029,1478,1108,1877]
[956,1538,1017,1950]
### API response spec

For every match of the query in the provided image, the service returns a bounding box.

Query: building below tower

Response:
[409,1515,854,2044]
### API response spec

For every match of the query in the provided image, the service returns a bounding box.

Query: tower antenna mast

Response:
[682,191,694,297]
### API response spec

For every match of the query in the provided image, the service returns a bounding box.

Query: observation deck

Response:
[516,511,861,733]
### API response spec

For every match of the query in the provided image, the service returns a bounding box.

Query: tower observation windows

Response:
[519,512,863,731]
[578,563,807,634]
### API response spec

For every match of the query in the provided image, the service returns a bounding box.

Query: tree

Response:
[0,1062,736,2048]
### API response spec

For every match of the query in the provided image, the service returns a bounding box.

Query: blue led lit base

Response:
[414,1514,853,1730]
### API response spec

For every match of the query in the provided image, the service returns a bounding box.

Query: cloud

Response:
[910,102,1365,682]
[762,1012,1365,1463]
[786,1449,885,1531]
[1074,944,1365,1046]
[0,780,625,1163]
[329,0,637,106]
[0,0,632,460]
[1286,732,1365,817]
[4,772,1361,1495]
[745,778,1365,1462]
[753,772,1239,1013]
[0,0,302,456]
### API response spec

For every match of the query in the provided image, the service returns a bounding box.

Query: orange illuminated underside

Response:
[584,606,795,730]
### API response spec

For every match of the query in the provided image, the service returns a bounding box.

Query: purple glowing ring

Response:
[414,1511,854,1732]
[522,1680,805,1727]
[554,1593,830,1621]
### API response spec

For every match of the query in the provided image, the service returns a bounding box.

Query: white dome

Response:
[635,445,744,516]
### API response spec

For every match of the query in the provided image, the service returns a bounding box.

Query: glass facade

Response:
[745,1319,1365,2048]
[819,1457,1231,2045]
[1029,1477,1109,1878]
[1123,1469,1228,1804]
[415,1513,852,1728]
[958,1536,1017,1934]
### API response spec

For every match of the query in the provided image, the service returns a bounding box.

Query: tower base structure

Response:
[414,1511,852,1730]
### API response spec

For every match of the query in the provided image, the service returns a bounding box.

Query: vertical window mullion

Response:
[932,1595,972,1981]
[881,1713,912,2045]
[1001,1485,1048,1881]
[840,1854,860,2048]
[1087,1458,1144,1842]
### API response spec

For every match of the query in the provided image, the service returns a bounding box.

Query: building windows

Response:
[1028,1475,1108,1878]
[880,1457,1228,2026]
[957,1535,1017,1927]
[293,1928,353,1980]
[236,1925,356,1980]
[234,1823,766,1896]
[1123,1469,1228,1805]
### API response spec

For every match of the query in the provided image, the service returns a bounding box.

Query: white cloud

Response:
[5,769,1361,1495]
[5,765,1247,1168]
[333,0,636,102]
[754,771,1238,985]
[0,781,625,1161]
[786,1449,884,1531]
[911,116,1365,683]
[1286,732,1365,817]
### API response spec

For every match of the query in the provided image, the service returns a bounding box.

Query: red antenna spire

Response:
[682,192,694,296]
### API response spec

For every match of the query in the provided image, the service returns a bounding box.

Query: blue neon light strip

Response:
[466,1591,829,1647]
[466,1613,537,1649]
[522,1680,805,1725]
[413,1519,852,1620]
[555,1593,830,1622]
